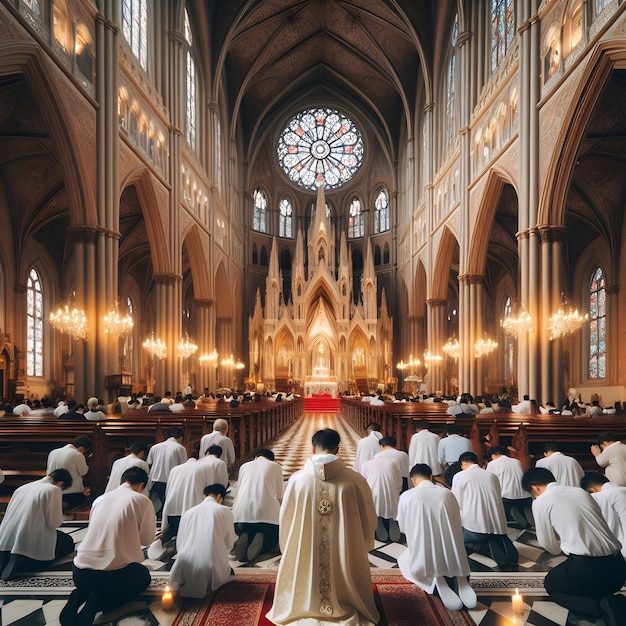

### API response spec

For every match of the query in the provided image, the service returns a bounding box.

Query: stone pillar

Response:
[426,299,446,394]
[458,274,485,397]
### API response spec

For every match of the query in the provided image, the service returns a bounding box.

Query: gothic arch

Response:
[431,226,459,300]
[214,261,231,318]
[181,224,211,300]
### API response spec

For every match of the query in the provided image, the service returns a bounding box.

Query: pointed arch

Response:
[181,224,211,300]
[431,227,459,300]
[214,261,231,318]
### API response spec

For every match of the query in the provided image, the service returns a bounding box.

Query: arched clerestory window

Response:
[279,197,293,238]
[491,0,516,72]
[122,0,148,70]
[374,188,389,234]
[26,268,44,377]
[348,198,363,238]
[589,267,606,379]
[184,8,197,151]
[503,296,514,384]
[253,188,268,233]
[445,15,458,152]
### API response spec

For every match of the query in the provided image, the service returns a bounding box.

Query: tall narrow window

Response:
[595,0,611,17]
[23,0,42,18]
[374,188,389,234]
[26,268,43,377]
[348,198,364,238]
[491,0,516,71]
[215,114,222,192]
[184,10,197,150]
[503,296,514,384]
[253,188,267,233]
[446,16,458,152]
[279,197,293,238]
[122,0,148,70]
[589,267,606,379]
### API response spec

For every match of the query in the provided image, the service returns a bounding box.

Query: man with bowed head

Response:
[267,428,379,626]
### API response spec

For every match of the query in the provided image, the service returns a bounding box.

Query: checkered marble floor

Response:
[1,413,623,626]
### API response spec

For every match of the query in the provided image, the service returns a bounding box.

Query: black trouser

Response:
[149,481,167,513]
[544,551,626,618]
[0,530,74,574]
[161,515,181,543]
[502,497,533,522]
[462,528,518,566]
[235,522,279,553]
[63,492,86,509]
[72,562,151,613]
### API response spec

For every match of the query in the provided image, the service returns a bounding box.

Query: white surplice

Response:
[199,431,236,465]
[486,455,529,499]
[535,452,584,487]
[169,496,236,598]
[591,482,626,558]
[46,444,89,495]
[105,454,150,493]
[197,454,229,488]
[408,429,443,476]
[361,454,402,518]
[232,456,283,524]
[146,437,187,483]
[353,431,383,473]
[397,481,470,592]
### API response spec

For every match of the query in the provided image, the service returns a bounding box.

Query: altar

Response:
[304,381,339,397]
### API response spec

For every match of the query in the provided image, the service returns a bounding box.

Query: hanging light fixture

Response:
[474,335,498,358]
[423,350,443,366]
[548,294,588,340]
[441,335,461,360]
[500,310,533,338]
[199,349,218,365]
[49,295,88,340]
[221,354,235,368]
[143,334,167,359]
[177,335,198,359]
[103,302,133,336]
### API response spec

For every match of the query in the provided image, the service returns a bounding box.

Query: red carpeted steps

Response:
[303,397,341,412]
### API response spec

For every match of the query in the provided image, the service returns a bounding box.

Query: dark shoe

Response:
[599,594,626,626]
[1,553,21,581]
[60,589,85,626]
[76,591,100,626]
[234,533,248,562]
[247,532,264,562]
[388,519,402,543]
[375,517,389,543]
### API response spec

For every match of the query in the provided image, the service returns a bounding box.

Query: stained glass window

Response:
[215,115,222,191]
[122,0,148,70]
[595,0,611,16]
[277,108,364,191]
[279,197,293,238]
[348,198,364,239]
[491,0,516,72]
[446,16,458,151]
[23,0,42,18]
[26,268,43,377]
[374,188,390,234]
[503,296,514,384]
[253,188,267,233]
[184,10,196,150]
[589,267,606,379]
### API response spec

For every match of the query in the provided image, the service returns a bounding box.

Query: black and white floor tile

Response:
[1,412,624,626]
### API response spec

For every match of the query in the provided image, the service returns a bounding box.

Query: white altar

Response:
[305,381,338,397]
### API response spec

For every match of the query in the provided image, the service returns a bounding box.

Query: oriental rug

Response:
[172,570,475,626]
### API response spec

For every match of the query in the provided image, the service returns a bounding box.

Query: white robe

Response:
[486,455,530,500]
[267,455,379,626]
[232,456,283,524]
[169,496,236,598]
[46,444,89,495]
[353,431,383,473]
[199,431,236,466]
[197,454,229,488]
[535,452,584,488]
[376,448,410,484]
[0,477,63,560]
[408,430,443,476]
[397,481,470,592]
[591,482,626,558]
[361,455,402,519]
[162,459,219,526]
[105,454,150,493]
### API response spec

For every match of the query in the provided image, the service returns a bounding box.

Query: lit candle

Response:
[162,585,173,611]
[512,588,523,616]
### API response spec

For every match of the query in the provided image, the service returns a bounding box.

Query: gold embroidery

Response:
[318,498,332,514]
[317,478,333,616]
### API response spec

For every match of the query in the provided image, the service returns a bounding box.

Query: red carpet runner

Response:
[303,396,341,412]
[173,571,474,626]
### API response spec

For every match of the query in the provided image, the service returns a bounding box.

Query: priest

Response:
[267,428,379,626]
[397,464,476,611]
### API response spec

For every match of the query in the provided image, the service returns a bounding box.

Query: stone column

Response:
[426,299,446,394]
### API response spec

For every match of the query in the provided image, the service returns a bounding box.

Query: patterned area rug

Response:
[172,570,474,626]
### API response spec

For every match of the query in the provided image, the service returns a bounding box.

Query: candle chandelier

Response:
[423,350,443,366]
[49,296,88,340]
[143,334,167,359]
[199,349,218,365]
[500,310,533,338]
[441,336,461,360]
[177,335,198,359]
[548,294,588,341]
[474,335,498,358]
[103,302,133,336]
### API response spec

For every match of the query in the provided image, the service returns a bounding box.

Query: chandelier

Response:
[143,334,167,359]
[199,349,218,365]
[103,303,133,336]
[500,310,533,338]
[441,336,460,360]
[177,335,198,359]
[423,350,443,366]
[221,354,235,368]
[235,360,246,371]
[474,335,498,358]
[397,360,408,372]
[49,297,88,340]
[548,296,588,341]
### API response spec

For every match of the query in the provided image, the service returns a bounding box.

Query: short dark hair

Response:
[366,422,382,433]
[521,467,556,492]
[130,441,149,457]
[73,436,92,449]
[414,419,430,431]
[444,423,459,435]
[168,426,183,439]
[121,466,149,488]
[459,451,479,465]
[489,445,509,457]
[379,436,396,448]
[580,471,609,491]
[597,432,619,445]
[204,483,227,499]
[312,428,340,453]
[49,468,73,489]
[544,442,561,453]
[67,399,78,410]
[207,444,223,457]
[410,463,432,480]
[255,448,275,461]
